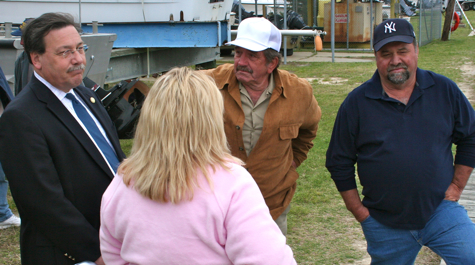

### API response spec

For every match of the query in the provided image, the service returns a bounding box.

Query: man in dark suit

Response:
[0,12,125,265]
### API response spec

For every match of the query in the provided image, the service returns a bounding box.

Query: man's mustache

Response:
[67,64,86,73]
[387,64,407,72]
[236,66,253,74]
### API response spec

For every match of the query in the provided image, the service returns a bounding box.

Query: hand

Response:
[445,182,463,202]
[353,205,370,223]
[339,189,370,223]
[445,164,473,202]
[95,256,105,265]
[291,160,297,169]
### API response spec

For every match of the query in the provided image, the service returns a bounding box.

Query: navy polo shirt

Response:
[326,68,475,229]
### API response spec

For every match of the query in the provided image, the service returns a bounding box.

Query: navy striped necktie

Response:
[65,93,119,173]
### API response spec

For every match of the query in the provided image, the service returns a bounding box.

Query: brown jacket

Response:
[204,64,322,219]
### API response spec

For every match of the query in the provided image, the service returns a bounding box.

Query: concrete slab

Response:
[460,171,475,223]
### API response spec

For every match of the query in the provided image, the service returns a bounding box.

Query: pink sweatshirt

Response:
[100,163,297,265]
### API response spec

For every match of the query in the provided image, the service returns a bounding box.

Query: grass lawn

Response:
[1,11,475,264]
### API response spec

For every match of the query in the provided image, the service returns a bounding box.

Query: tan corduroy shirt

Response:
[203,64,322,219]
[239,73,274,156]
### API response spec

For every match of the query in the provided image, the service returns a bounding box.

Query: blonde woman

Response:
[99,67,296,265]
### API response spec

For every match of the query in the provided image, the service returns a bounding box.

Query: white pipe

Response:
[142,0,146,22]
[231,29,325,36]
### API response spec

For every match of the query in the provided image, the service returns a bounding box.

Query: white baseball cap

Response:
[226,17,282,52]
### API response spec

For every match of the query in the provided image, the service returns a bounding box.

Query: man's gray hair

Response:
[413,38,418,52]
[263,48,282,69]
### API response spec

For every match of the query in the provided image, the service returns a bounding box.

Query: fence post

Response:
[390,0,398,18]
[420,3,423,47]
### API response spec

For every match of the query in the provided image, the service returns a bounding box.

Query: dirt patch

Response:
[459,62,475,103]
[343,237,441,264]
[342,239,371,265]
[306,77,349,85]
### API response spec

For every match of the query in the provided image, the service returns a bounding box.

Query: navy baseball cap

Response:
[373,19,416,52]
[11,18,34,36]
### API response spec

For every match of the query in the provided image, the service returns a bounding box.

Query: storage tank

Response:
[323,0,383,42]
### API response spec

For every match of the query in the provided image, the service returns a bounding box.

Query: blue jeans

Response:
[0,162,13,222]
[361,200,475,265]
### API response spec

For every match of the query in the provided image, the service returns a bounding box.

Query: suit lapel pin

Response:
[90,97,96,104]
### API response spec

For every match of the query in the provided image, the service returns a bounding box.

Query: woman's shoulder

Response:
[208,162,259,199]
[214,162,253,184]
[102,174,134,204]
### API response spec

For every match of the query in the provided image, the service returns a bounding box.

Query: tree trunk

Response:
[441,0,456,41]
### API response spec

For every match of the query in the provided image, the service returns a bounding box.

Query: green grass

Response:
[1,11,474,264]
[277,60,372,264]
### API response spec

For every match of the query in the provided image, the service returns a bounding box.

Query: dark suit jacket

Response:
[0,75,126,264]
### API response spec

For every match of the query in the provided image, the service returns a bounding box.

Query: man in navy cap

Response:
[326,18,475,263]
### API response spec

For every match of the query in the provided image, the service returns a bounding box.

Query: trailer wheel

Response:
[279,49,294,56]
[451,12,460,32]
[463,2,470,11]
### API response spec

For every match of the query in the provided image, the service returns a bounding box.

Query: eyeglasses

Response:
[55,44,88,59]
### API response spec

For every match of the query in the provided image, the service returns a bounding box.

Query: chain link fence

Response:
[414,0,443,46]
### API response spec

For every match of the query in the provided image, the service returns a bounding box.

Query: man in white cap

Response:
[203,17,321,235]
[326,18,475,263]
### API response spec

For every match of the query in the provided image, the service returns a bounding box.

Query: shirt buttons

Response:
[239,147,244,151]
[235,125,240,130]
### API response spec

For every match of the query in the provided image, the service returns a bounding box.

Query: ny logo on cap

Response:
[384,22,396,33]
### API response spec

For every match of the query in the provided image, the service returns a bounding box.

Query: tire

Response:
[463,3,470,11]
[279,49,294,56]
